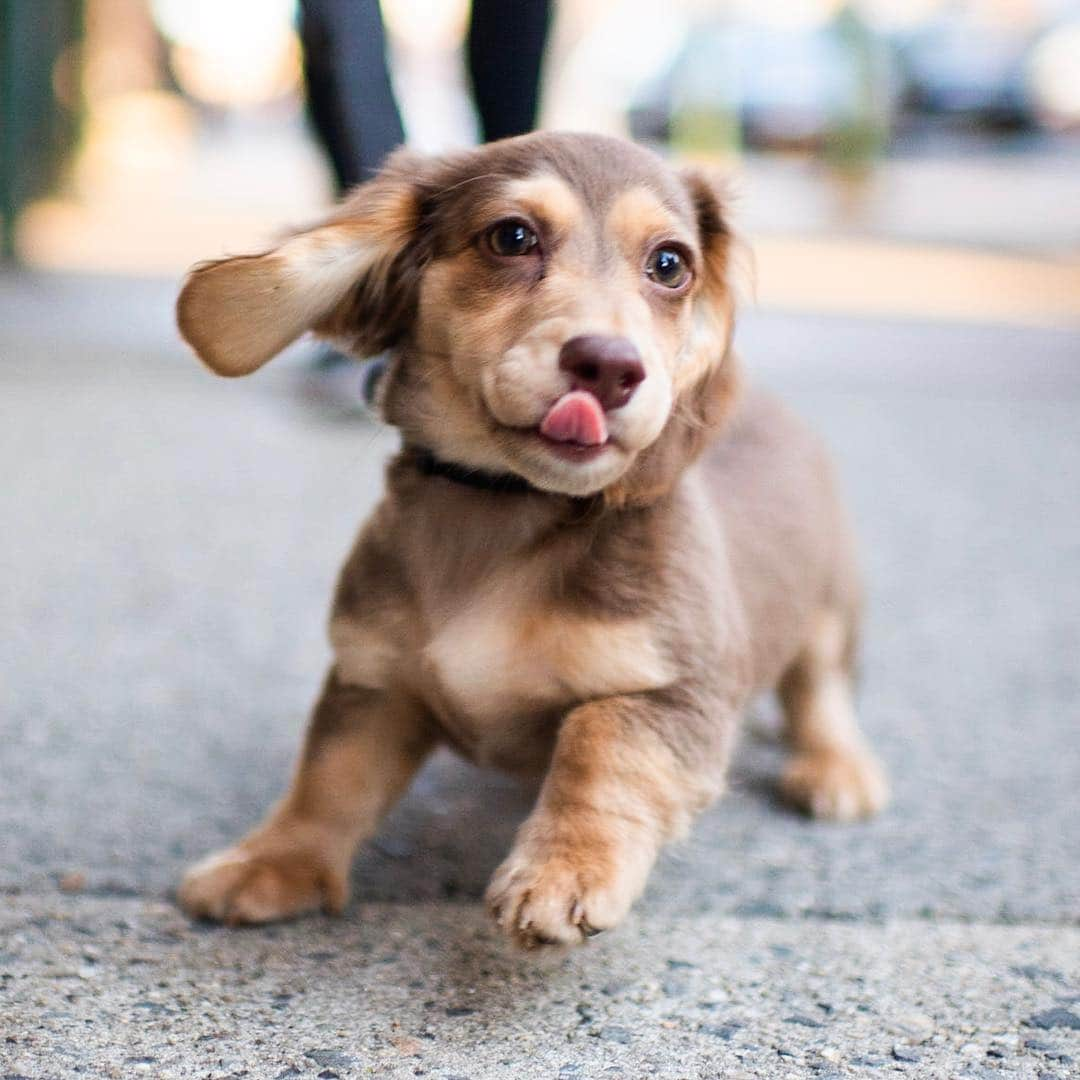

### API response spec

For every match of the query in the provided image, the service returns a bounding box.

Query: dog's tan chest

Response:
[331,583,674,762]
[424,587,672,723]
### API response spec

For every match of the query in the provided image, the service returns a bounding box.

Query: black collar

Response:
[412,447,538,495]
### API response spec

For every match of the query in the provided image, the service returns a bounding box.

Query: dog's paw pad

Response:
[781,748,889,822]
[485,857,626,950]
[178,845,346,925]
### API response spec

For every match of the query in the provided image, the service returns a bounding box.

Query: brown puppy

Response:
[176,132,888,948]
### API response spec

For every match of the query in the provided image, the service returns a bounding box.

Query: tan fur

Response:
[606,187,696,264]
[180,678,433,924]
[778,611,889,821]
[486,696,711,948]
[178,176,421,375]
[328,616,401,690]
[502,174,585,236]
[425,599,674,726]
[175,133,886,945]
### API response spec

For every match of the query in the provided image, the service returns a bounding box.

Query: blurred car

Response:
[627,3,1080,153]
[628,11,898,155]
[895,9,1037,131]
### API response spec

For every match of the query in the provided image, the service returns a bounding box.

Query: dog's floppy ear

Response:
[177,152,429,377]
[679,167,736,388]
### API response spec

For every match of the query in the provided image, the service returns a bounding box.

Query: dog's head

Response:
[178,132,738,502]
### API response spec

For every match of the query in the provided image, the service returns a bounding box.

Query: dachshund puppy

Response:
[176,132,888,948]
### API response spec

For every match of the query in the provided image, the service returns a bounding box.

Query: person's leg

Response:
[467,0,552,142]
[298,0,405,191]
[297,0,405,407]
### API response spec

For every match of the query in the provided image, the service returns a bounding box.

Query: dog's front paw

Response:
[485,848,632,950]
[781,747,889,822]
[178,841,348,926]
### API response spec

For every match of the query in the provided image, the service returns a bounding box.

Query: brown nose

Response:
[558,335,646,411]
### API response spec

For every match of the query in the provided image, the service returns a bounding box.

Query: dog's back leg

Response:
[776,609,888,821]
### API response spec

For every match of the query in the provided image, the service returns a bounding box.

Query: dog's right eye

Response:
[487,220,539,257]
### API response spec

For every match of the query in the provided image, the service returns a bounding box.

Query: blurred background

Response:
[1,0,1078,320]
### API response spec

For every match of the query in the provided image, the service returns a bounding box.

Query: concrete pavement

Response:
[4,897,1079,1079]
[1,272,1078,1077]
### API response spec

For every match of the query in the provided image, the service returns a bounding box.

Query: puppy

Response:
[176,132,887,947]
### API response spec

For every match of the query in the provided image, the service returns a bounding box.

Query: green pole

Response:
[0,0,21,260]
[0,0,84,263]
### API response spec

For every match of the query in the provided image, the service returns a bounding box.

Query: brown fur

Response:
[175,132,887,946]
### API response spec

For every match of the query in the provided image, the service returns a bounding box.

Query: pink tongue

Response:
[539,391,608,446]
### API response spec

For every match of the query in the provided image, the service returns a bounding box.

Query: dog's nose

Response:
[558,335,645,411]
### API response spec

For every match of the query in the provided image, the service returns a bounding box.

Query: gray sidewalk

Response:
[2,273,1078,1078]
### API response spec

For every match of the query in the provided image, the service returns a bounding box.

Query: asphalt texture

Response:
[2,272,1079,1078]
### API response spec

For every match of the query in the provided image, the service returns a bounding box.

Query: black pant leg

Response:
[467,0,552,142]
[298,0,405,191]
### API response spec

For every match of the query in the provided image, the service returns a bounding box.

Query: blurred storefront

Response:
[1,0,1077,322]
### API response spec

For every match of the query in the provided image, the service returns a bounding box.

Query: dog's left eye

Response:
[487,220,539,257]
[645,247,690,289]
